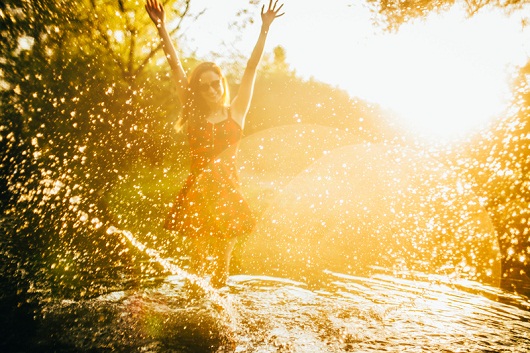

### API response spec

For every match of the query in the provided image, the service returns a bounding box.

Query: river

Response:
[34,268,529,352]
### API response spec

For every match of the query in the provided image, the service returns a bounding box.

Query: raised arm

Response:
[231,0,284,127]
[145,0,188,103]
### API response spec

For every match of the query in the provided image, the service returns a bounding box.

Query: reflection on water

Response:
[36,271,529,353]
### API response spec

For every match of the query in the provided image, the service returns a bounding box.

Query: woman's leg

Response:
[210,236,238,288]
[188,235,210,278]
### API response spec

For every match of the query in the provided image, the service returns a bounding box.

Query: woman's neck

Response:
[206,105,228,124]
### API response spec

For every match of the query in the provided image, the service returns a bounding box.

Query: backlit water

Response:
[36,265,530,352]
[3,126,530,352]
[28,228,530,353]
[3,2,530,351]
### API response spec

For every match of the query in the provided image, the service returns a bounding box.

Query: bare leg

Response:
[183,235,212,297]
[188,235,210,278]
[210,236,238,288]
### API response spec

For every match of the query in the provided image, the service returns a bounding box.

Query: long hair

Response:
[175,62,230,132]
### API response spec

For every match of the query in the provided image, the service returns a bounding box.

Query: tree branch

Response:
[89,0,128,80]
[133,0,203,78]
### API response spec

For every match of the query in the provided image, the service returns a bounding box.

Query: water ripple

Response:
[36,271,529,352]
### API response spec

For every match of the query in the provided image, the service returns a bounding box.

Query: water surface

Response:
[36,270,530,352]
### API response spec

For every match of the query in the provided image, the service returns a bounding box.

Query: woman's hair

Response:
[175,62,230,132]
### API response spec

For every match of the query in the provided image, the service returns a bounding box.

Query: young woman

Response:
[145,0,284,288]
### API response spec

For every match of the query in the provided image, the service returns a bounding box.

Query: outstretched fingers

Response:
[262,0,285,18]
[146,0,162,12]
[270,0,285,16]
[145,0,165,24]
[261,0,285,22]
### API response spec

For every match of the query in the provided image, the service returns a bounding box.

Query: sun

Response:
[354,6,524,142]
[269,2,529,142]
[359,24,510,141]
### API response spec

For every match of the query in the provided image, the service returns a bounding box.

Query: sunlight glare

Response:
[272,2,530,142]
[186,1,530,141]
[356,6,526,141]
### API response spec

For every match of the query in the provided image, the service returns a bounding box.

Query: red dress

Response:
[164,115,255,238]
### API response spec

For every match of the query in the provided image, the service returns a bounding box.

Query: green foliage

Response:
[0,0,191,304]
[2,0,529,307]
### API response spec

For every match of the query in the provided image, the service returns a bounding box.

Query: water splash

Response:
[106,226,240,320]
[103,226,240,352]
[35,270,530,352]
[234,125,501,285]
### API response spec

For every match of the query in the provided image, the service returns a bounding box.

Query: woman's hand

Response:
[145,0,165,26]
[261,0,284,30]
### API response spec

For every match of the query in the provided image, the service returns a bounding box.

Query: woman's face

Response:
[197,70,224,106]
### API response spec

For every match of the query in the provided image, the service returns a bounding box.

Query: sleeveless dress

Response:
[164,114,255,238]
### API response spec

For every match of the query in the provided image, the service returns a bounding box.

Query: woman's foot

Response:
[183,277,208,299]
[210,271,229,289]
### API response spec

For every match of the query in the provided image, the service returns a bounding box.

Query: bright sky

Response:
[178,0,530,142]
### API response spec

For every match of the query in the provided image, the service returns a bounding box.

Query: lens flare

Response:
[234,125,501,285]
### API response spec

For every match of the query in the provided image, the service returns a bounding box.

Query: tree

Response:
[0,5,210,348]
[366,0,528,30]
[365,0,530,293]
[459,65,530,292]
